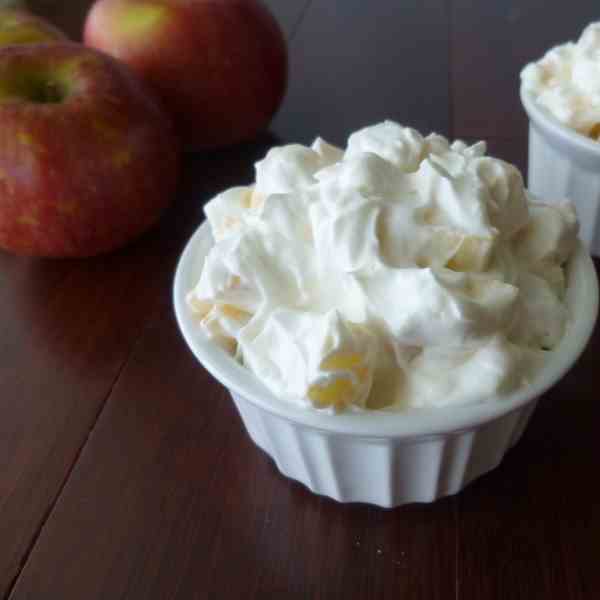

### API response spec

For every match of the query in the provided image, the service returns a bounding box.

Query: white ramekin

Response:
[173,221,598,507]
[521,87,600,256]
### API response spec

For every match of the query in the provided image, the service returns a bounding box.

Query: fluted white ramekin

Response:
[521,87,600,256]
[173,221,598,507]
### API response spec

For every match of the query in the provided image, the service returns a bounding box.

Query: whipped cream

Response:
[521,22,600,137]
[188,121,579,412]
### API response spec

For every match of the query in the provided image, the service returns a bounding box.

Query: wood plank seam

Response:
[3,302,162,600]
[288,0,313,42]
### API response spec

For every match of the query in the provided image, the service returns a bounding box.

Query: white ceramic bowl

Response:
[521,87,600,256]
[173,221,598,507]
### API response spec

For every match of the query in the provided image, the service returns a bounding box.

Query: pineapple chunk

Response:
[197,303,252,355]
[447,235,495,272]
[308,351,372,410]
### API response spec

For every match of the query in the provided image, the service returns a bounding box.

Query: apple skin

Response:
[0,43,180,257]
[0,8,68,47]
[84,0,288,150]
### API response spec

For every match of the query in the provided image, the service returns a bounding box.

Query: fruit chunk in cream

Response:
[188,121,579,412]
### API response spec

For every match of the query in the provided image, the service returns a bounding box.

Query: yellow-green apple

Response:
[0,8,68,47]
[84,0,287,150]
[0,43,180,257]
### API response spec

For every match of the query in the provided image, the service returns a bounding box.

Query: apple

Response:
[84,0,287,150]
[0,8,68,47]
[0,42,180,257]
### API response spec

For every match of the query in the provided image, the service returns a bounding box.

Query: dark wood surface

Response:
[1,1,599,599]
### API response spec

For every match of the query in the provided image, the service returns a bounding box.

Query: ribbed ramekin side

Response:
[229,391,540,507]
[508,401,538,447]
[526,113,600,256]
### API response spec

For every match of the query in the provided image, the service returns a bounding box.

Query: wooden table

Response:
[2,2,599,598]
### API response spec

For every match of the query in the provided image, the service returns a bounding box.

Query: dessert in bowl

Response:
[174,122,598,507]
[521,22,600,255]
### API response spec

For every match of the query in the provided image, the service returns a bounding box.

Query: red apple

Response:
[0,8,68,47]
[0,43,180,257]
[84,0,287,150]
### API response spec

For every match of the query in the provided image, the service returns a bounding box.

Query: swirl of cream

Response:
[189,121,579,412]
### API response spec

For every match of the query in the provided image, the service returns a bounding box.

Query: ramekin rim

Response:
[520,86,600,156]
[173,220,598,439]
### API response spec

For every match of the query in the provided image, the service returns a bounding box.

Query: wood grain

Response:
[451,0,600,139]
[8,303,458,600]
[1,1,600,599]
[456,313,600,600]
[0,246,165,597]
[0,137,276,599]
[272,0,451,146]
